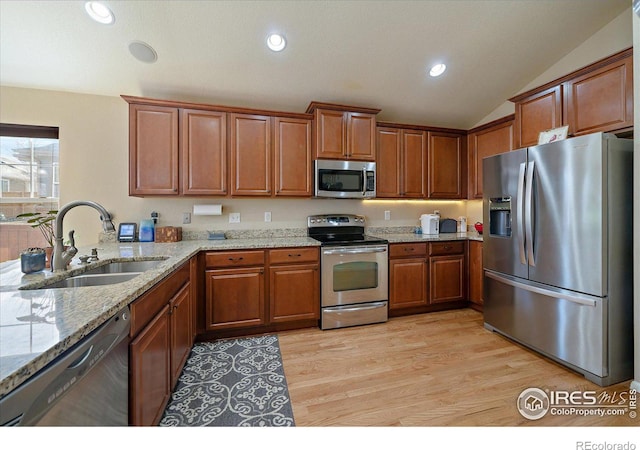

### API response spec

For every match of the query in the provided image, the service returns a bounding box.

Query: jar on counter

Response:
[20,248,46,274]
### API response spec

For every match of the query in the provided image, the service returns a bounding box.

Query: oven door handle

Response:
[326,301,388,313]
[323,246,388,255]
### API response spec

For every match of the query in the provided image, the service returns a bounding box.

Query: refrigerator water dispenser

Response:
[489,197,511,237]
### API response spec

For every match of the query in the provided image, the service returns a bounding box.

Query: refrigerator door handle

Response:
[525,160,536,266]
[485,271,597,307]
[517,163,527,265]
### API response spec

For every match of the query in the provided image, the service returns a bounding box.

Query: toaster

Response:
[439,218,457,233]
[420,214,440,235]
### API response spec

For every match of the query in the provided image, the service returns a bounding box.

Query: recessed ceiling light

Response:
[85,1,115,25]
[429,63,447,77]
[129,41,158,63]
[266,33,286,52]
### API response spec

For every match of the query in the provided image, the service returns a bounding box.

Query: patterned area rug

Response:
[159,335,295,427]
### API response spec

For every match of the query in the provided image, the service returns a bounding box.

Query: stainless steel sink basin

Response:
[80,259,166,275]
[42,272,142,288]
[23,258,168,290]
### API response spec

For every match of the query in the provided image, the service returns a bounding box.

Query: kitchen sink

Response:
[41,272,143,289]
[79,259,166,275]
[22,258,168,290]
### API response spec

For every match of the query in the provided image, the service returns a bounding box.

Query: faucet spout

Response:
[52,200,114,272]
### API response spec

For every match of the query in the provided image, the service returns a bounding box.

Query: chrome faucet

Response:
[52,201,115,272]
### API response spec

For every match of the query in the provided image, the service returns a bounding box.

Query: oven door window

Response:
[333,261,378,291]
[318,169,363,193]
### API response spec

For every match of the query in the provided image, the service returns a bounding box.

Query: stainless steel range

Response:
[308,214,388,330]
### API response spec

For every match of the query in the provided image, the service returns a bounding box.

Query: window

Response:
[0,123,60,262]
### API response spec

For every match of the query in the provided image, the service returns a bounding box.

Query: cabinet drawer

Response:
[389,243,427,258]
[429,241,464,256]
[205,250,265,268]
[130,262,190,337]
[269,247,319,265]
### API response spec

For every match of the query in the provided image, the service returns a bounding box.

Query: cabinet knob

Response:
[288,253,302,257]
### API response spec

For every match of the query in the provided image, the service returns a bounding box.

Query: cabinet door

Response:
[468,241,483,306]
[375,127,401,198]
[130,304,171,426]
[274,117,312,196]
[429,255,465,304]
[346,112,376,160]
[129,104,179,196]
[181,109,227,195]
[427,132,466,199]
[230,113,271,196]
[314,109,346,159]
[389,257,428,310]
[514,86,563,148]
[402,129,427,197]
[468,119,514,199]
[564,56,633,136]
[269,264,319,323]
[169,282,192,389]
[205,267,265,330]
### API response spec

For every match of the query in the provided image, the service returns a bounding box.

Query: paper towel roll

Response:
[193,204,222,216]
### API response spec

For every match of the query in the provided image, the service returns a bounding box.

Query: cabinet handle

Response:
[288,253,302,257]
[405,247,414,252]
[228,257,244,261]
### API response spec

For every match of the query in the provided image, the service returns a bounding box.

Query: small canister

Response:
[20,247,46,274]
[458,216,467,233]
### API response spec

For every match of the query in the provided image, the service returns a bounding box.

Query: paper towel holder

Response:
[193,204,222,216]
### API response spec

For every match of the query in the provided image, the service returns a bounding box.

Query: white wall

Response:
[475,7,633,127]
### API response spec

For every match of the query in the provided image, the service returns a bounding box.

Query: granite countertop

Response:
[0,230,482,397]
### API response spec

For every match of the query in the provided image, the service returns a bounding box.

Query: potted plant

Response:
[17,210,58,267]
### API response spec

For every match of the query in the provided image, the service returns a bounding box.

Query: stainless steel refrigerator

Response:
[482,132,633,387]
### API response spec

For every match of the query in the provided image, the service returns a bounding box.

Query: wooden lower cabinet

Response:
[428,241,466,305]
[269,264,319,322]
[468,241,483,309]
[129,261,193,426]
[389,243,428,313]
[205,267,265,330]
[202,247,320,337]
[389,257,428,310]
[130,304,171,427]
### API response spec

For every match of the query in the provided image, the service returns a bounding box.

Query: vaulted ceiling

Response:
[0,1,630,129]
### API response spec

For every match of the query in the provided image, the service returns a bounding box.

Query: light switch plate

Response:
[384,210,391,220]
[229,213,241,223]
[264,212,272,222]
[182,213,191,224]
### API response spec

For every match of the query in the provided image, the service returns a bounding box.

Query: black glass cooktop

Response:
[309,233,388,246]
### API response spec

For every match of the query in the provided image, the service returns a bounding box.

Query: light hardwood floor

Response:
[277,309,637,426]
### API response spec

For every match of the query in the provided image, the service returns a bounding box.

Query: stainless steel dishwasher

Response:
[0,307,130,426]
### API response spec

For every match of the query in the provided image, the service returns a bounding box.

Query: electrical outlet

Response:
[434,210,440,215]
[264,211,272,222]
[182,212,191,224]
[229,213,241,223]
[384,210,391,220]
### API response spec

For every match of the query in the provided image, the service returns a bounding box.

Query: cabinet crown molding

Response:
[305,101,381,115]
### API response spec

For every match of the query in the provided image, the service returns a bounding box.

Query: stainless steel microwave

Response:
[314,159,376,198]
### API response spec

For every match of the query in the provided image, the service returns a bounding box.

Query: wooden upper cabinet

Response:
[129,104,179,196]
[427,131,466,199]
[376,126,426,198]
[274,117,312,196]
[181,109,227,195]
[230,113,271,196]
[513,85,563,148]
[375,127,401,197]
[307,102,380,161]
[511,48,633,147]
[346,112,377,160]
[564,54,633,136]
[467,116,514,199]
